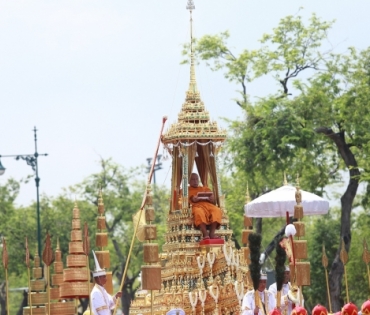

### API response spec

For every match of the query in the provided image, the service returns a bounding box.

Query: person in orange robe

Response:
[188,173,222,240]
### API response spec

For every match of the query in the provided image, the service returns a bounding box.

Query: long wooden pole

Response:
[324,268,332,313]
[322,244,332,313]
[112,117,167,315]
[367,264,370,298]
[5,268,9,315]
[47,266,51,315]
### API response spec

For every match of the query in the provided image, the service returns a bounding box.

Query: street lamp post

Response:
[0,127,47,257]
[146,154,163,189]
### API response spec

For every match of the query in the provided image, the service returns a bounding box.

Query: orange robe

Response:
[188,186,222,227]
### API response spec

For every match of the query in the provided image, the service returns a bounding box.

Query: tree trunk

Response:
[316,128,359,311]
[328,171,358,311]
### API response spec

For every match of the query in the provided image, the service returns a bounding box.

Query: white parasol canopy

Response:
[244,185,329,218]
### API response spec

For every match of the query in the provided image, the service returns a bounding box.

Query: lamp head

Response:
[0,159,5,176]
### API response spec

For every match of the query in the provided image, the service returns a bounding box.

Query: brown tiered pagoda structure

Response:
[59,202,90,301]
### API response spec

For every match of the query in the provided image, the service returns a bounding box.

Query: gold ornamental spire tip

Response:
[98,187,104,205]
[321,244,328,269]
[296,173,300,188]
[56,237,60,250]
[187,0,198,94]
[283,172,288,185]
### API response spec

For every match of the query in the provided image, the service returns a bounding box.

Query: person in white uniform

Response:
[242,273,276,315]
[90,251,122,315]
[268,266,304,315]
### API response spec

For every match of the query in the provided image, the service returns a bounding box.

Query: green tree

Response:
[188,13,370,310]
[72,158,169,314]
[0,159,170,315]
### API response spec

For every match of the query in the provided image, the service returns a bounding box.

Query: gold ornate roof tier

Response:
[162,95,227,143]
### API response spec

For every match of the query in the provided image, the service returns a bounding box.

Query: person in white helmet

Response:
[268,266,304,315]
[90,251,122,315]
[242,272,276,315]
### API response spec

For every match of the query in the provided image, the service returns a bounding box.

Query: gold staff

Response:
[25,237,33,315]
[112,116,167,315]
[83,222,92,314]
[322,244,332,313]
[340,238,349,303]
[362,239,370,297]
[42,232,54,315]
[2,238,9,315]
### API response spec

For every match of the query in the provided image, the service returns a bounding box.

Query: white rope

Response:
[223,244,233,266]
[189,291,198,311]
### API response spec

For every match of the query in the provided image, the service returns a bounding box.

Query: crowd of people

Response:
[241,266,369,315]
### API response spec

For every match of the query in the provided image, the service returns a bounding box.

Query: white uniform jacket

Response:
[91,284,117,315]
[268,282,304,315]
[242,289,276,315]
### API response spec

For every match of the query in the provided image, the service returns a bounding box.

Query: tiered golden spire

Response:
[59,201,90,300]
[94,189,113,294]
[187,0,197,94]
[131,2,244,314]
[48,238,75,315]
[23,245,46,315]
[161,0,226,143]
[290,174,310,305]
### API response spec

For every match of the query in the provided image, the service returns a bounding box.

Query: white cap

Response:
[92,251,106,277]
[166,309,185,315]
[260,271,267,280]
[285,265,290,272]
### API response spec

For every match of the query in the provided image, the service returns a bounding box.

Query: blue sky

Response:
[0,0,368,205]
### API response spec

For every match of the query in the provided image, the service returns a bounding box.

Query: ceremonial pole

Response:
[340,238,349,303]
[25,237,33,315]
[83,222,92,314]
[42,232,54,315]
[322,244,332,313]
[2,238,10,315]
[112,116,167,315]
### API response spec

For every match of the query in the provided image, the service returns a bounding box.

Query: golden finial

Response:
[42,232,54,267]
[340,238,348,265]
[283,172,288,185]
[186,0,198,94]
[56,237,60,250]
[98,187,105,215]
[296,173,300,187]
[245,182,251,204]
[25,237,30,268]
[322,244,328,269]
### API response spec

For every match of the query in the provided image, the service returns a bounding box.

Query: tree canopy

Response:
[188,13,370,310]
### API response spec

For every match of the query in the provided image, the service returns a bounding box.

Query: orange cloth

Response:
[188,186,222,227]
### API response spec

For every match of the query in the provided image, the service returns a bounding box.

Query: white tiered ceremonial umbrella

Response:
[244,185,329,218]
